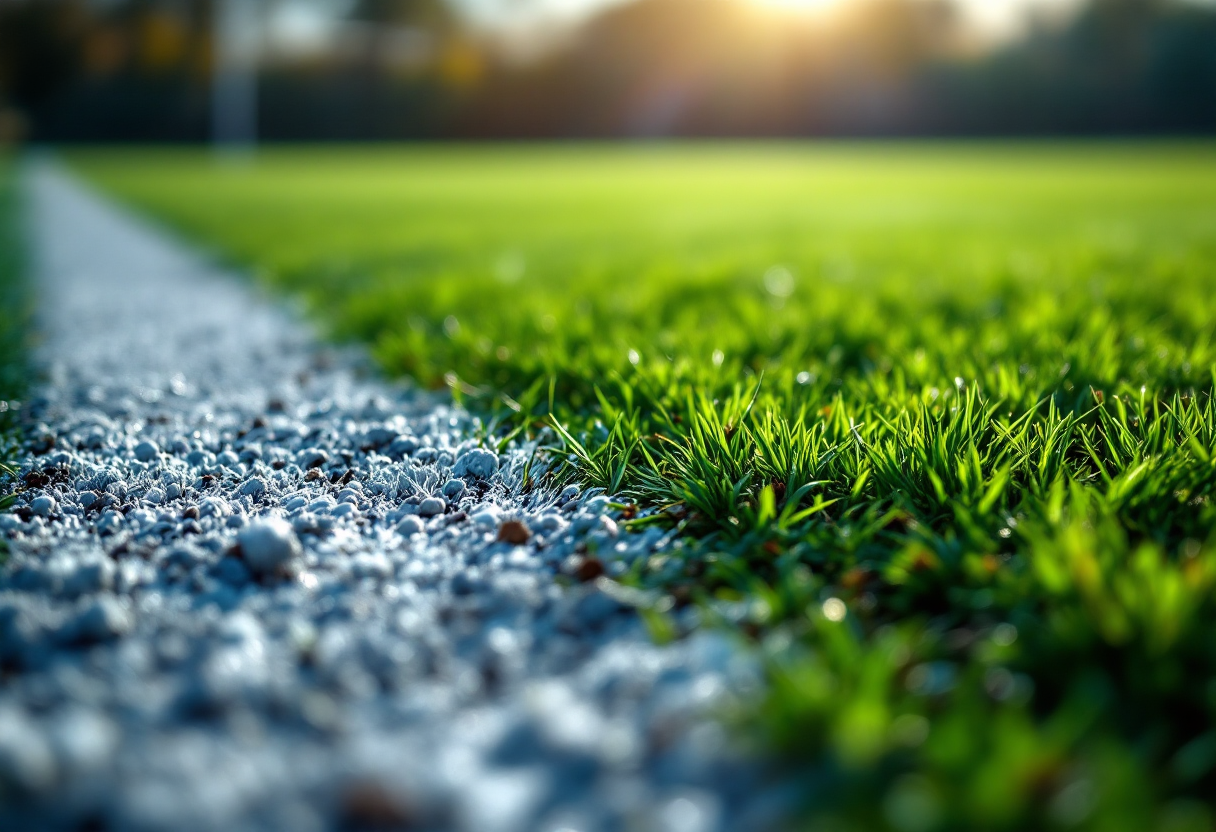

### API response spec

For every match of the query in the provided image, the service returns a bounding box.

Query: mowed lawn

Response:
[73,144,1216,830]
[0,154,24,491]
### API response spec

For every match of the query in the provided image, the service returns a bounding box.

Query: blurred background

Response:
[0,0,1214,143]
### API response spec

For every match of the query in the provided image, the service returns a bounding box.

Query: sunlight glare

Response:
[748,0,843,12]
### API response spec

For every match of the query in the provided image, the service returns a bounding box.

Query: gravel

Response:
[0,165,787,832]
[237,519,303,576]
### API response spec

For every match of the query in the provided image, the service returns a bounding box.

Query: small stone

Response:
[29,426,55,455]
[471,508,500,530]
[452,448,499,480]
[71,596,132,642]
[307,497,335,513]
[418,497,446,517]
[198,497,230,518]
[497,520,531,545]
[238,518,302,575]
[0,710,57,793]
[144,488,166,505]
[48,708,118,774]
[340,781,416,830]
[574,557,605,583]
[29,496,58,518]
[134,440,160,462]
[535,513,566,533]
[387,436,418,458]
[214,557,252,587]
[442,479,466,501]
[64,557,115,596]
[297,448,328,469]
[568,591,625,631]
[239,477,267,498]
[350,553,391,579]
[583,494,611,514]
[96,510,124,536]
[292,513,321,534]
[362,427,397,449]
[451,572,481,596]
[396,515,425,536]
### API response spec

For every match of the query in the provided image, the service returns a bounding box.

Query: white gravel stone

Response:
[134,440,159,461]
[238,477,267,498]
[453,447,499,480]
[29,496,57,518]
[0,709,58,793]
[71,596,132,642]
[237,519,301,575]
[418,496,446,517]
[395,515,425,536]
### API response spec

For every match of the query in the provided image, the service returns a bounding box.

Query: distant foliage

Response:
[2,0,1213,139]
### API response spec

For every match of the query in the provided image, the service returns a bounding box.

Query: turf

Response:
[0,153,25,505]
[71,142,1216,831]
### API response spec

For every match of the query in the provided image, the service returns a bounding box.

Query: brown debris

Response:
[497,520,531,545]
[575,556,605,582]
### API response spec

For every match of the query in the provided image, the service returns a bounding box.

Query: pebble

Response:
[239,477,267,498]
[134,440,159,462]
[237,519,302,575]
[29,496,57,518]
[418,496,446,517]
[395,515,425,536]
[0,710,57,793]
[70,596,132,642]
[453,447,499,480]
[297,448,327,469]
[387,435,418,457]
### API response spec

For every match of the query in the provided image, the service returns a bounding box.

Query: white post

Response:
[212,0,258,156]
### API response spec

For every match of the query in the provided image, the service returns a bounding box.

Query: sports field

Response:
[73,143,1216,830]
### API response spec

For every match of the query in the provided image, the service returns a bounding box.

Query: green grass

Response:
[0,152,25,506]
[71,142,1216,831]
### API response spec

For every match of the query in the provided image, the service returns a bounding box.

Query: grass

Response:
[0,152,25,518]
[71,142,1216,831]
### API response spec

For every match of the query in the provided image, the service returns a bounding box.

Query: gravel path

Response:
[0,165,782,832]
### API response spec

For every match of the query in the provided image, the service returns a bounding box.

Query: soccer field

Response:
[73,142,1216,829]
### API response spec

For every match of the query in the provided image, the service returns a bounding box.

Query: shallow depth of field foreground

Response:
[61,143,1216,830]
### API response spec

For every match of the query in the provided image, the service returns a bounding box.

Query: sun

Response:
[746,0,845,13]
